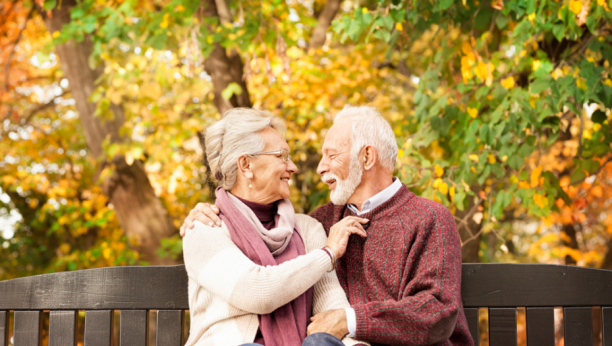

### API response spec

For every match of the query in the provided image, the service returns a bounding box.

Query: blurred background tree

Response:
[0,0,611,285]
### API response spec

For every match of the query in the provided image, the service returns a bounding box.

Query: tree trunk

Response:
[201,0,251,115]
[42,0,178,265]
[562,224,579,265]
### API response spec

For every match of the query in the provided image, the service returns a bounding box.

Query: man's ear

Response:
[362,145,377,171]
[237,155,254,179]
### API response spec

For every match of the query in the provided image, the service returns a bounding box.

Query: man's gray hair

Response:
[205,108,287,190]
[334,105,398,171]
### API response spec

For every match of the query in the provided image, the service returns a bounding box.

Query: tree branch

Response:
[21,89,71,124]
[4,6,35,93]
[571,156,612,185]
[309,0,342,49]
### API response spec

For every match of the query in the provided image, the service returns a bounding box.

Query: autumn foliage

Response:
[0,0,611,285]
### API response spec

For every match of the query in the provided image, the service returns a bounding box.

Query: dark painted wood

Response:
[156,310,183,346]
[0,265,188,310]
[526,307,554,346]
[464,308,479,346]
[462,264,612,307]
[564,307,593,346]
[120,310,147,346]
[489,308,517,346]
[13,311,41,346]
[49,310,76,346]
[603,307,612,346]
[84,310,112,346]
[0,311,7,346]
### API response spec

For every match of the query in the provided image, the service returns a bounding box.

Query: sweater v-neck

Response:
[340,184,415,231]
[234,195,278,230]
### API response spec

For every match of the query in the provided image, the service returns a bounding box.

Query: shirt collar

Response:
[347,177,402,215]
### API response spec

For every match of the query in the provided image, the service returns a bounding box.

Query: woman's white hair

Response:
[334,105,398,171]
[205,108,287,190]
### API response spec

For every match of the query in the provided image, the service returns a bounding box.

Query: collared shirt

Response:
[344,177,403,337]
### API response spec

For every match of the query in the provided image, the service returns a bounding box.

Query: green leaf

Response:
[373,30,391,43]
[390,9,405,23]
[530,79,550,94]
[221,82,243,100]
[592,110,607,124]
[375,16,394,30]
[440,0,454,10]
[553,23,566,41]
[44,0,57,10]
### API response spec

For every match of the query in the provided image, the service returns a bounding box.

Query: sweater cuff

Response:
[352,303,369,340]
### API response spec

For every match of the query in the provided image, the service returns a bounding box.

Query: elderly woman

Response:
[183,108,367,346]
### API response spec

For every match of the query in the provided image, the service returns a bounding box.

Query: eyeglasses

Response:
[251,150,292,163]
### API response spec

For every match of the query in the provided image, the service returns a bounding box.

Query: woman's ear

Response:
[362,145,377,170]
[237,155,254,179]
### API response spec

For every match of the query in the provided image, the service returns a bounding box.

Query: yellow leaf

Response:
[528,12,536,21]
[501,76,515,89]
[501,155,508,162]
[593,123,602,131]
[175,5,185,12]
[604,79,612,87]
[461,179,471,191]
[362,7,369,14]
[434,164,444,177]
[103,248,113,260]
[467,107,478,118]
[438,182,449,195]
[160,13,170,29]
[530,165,543,188]
[397,149,404,159]
[396,23,403,31]
[52,31,61,38]
[488,154,497,164]
[433,178,442,188]
[469,154,479,162]
[449,186,456,201]
[532,60,541,71]
[552,68,564,80]
[569,0,583,14]
[533,193,548,208]
[519,181,531,189]
[576,77,587,90]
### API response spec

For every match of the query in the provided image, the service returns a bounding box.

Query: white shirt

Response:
[343,177,403,337]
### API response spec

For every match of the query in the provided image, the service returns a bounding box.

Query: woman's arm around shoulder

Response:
[183,220,333,315]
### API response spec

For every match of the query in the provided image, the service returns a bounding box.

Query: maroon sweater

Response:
[310,184,473,346]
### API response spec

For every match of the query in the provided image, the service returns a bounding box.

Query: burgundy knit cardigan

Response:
[310,184,474,346]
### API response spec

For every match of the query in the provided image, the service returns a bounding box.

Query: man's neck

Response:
[348,173,394,210]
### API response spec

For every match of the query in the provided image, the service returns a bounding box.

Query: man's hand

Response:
[179,202,222,236]
[307,309,348,340]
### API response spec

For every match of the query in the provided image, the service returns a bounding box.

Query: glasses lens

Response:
[282,151,290,162]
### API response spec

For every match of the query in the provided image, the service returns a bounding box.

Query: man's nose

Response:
[316,158,328,176]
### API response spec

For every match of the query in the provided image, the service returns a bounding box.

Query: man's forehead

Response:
[323,121,352,151]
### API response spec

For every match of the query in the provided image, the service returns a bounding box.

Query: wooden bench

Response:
[0,263,611,345]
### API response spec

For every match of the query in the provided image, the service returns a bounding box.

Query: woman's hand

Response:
[325,216,368,258]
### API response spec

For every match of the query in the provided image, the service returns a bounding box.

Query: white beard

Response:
[323,156,363,205]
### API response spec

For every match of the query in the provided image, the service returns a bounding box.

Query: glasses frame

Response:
[250,150,292,163]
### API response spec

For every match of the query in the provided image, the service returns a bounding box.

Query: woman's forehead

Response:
[260,127,290,150]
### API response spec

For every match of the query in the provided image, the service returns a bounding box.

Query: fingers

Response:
[343,216,369,224]
[204,208,222,227]
[346,226,367,238]
[179,225,185,237]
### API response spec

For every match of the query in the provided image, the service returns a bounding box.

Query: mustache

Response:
[322,173,340,185]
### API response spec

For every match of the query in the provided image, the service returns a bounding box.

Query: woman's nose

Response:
[287,160,298,174]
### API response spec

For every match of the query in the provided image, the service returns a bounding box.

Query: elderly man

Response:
[181,106,474,346]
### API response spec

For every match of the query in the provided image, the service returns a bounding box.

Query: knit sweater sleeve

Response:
[352,203,463,346]
[183,220,333,315]
[296,214,370,346]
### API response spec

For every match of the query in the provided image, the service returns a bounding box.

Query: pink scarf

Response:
[215,187,313,346]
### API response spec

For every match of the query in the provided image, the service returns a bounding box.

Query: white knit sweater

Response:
[183,213,365,346]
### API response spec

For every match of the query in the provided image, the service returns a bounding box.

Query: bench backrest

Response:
[0,263,611,346]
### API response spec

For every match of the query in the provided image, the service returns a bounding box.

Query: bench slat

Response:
[564,307,593,346]
[526,307,554,346]
[13,311,41,346]
[0,311,7,346]
[156,310,183,346]
[84,310,112,346]
[120,310,148,346]
[489,308,517,346]
[464,308,479,346]
[49,311,76,346]
[603,307,612,346]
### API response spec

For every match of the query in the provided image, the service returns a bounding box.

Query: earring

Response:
[248,179,252,188]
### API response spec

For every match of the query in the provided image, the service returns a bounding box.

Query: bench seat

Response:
[0,263,611,345]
